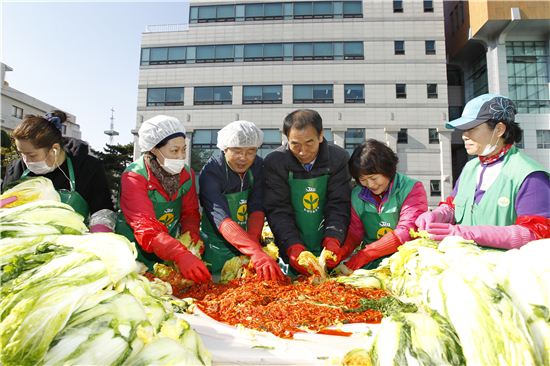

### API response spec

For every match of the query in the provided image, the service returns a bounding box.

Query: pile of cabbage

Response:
[0,178,211,366]
[339,236,550,366]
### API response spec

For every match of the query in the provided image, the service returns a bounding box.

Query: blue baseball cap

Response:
[446,94,517,130]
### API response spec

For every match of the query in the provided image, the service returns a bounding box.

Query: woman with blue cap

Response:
[199,120,286,281]
[116,115,211,284]
[416,94,549,248]
[2,111,115,232]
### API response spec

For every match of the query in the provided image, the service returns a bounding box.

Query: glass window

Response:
[243,85,282,104]
[313,2,333,17]
[343,2,362,17]
[198,6,216,21]
[168,47,186,63]
[536,130,550,148]
[140,48,150,65]
[245,4,263,19]
[294,2,313,18]
[196,46,215,61]
[427,84,438,98]
[448,106,463,121]
[394,40,405,55]
[333,42,344,59]
[430,180,441,197]
[147,88,184,106]
[215,45,234,61]
[397,128,408,144]
[429,128,439,144]
[294,43,314,59]
[344,42,364,59]
[236,4,245,21]
[506,41,549,113]
[194,86,232,105]
[424,0,433,12]
[323,128,334,144]
[345,128,365,154]
[258,129,282,158]
[334,2,344,17]
[244,44,263,60]
[264,3,283,18]
[193,130,218,145]
[190,7,199,23]
[217,5,235,20]
[213,86,232,104]
[293,84,333,103]
[393,0,403,13]
[194,87,213,104]
[283,2,293,19]
[344,84,365,103]
[314,42,333,59]
[186,46,196,62]
[150,48,168,64]
[425,40,436,55]
[396,83,407,98]
[264,43,283,59]
[191,130,219,172]
[11,105,23,119]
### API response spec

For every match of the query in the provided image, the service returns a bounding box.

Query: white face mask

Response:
[24,149,57,174]
[479,128,498,156]
[157,150,185,175]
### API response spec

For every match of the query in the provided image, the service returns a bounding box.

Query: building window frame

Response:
[146,87,184,106]
[243,85,282,104]
[345,128,365,154]
[396,83,407,99]
[423,0,433,12]
[194,86,233,105]
[536,130,550,149]
[430,180,441,197]
[344,84,365,103]
[397,128,408,144]
[427,84,438,99]
[394,40,405,55]
[293,84,334,104]
[428,128,439,144]
[11,105,24,119]
[393,0,403,13]
[425,40,436,55]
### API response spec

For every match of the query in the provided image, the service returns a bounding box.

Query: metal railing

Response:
[145,24,189,33]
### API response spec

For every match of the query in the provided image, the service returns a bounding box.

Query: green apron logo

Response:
[236,200,248,223]
[303,187,320,213]
[159,208,175,227]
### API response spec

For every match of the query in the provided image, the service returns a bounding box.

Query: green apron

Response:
[22,156,90,220]
[351,173,416,269]
[201,171,253,275]
[453,146,549,226]
[115,157,193,270]
[288,171,329,256]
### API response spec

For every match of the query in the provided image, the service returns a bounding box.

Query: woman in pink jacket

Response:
[339,139,428,270]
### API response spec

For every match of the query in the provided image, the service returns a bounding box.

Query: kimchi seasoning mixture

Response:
[177,277,387,338]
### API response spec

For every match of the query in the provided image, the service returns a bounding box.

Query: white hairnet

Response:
[138,115,186,152]
[216,120,264,150]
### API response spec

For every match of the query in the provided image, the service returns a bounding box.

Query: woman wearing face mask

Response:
[416,94,550,248]
[1,111,115,232]
[116,115,211,284]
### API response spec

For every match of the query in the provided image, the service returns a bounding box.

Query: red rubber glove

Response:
[339,232,362,261]
[345,232,401,271]
[247,211,265,242]
[286,244,309,275]
[321,237,342,269]
[219,218,286,282]
[151,231,211,283]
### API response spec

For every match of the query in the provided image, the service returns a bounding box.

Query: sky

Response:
[1,0,189,151]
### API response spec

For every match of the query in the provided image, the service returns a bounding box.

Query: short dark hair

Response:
[283,109,323,136]
[349,139,399,181]
[485,119,523,145]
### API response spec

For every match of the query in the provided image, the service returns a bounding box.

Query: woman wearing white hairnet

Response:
[199,121,286,281]
[116,115,211,284]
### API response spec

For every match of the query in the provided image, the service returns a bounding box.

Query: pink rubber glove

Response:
[322,237,342,269]
[0,196,17,208]
[90,224,113,233]
[426,223,536,249]
[415,204,455,230]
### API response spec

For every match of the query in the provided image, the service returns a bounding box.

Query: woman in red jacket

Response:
[116,115,210,283]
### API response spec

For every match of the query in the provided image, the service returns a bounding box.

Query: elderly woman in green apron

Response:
[116,115,211,284]
[263,109,352,275]
[199,120,286,281]
[341,139,428,271]
[1,111,115,232]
